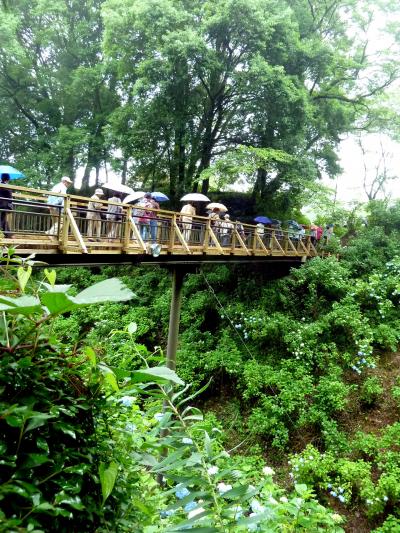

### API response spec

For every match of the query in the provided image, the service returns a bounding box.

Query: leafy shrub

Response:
[360,377,384,408]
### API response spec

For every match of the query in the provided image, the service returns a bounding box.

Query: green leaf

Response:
[21,454,51,469]
[84,346,96,367]
[17,266,32,292]
[99,462,118,505]
[44,269,56,287]
[99,364,119,392]
[220,485,250,499]
[0,295,41,315]
[25,414,54,433]
[40,292,75,315]
[42,282,72,292]
[204,431,212,459]
[130,367,184,386]
[74,278,134,305]
[40,278,134,315]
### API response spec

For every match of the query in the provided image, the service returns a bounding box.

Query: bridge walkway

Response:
[0,184,318,263]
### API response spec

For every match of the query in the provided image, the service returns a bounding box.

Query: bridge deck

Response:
[0,184,318,264]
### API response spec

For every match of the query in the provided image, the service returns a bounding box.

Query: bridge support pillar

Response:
[166,266,186,370]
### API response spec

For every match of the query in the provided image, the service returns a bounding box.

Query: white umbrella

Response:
[102,182,134,195]
[180,193,210,202]
[206,202,228,212]
[123,191,145,203]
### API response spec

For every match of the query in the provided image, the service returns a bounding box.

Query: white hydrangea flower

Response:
[217,482,232,494]
[262,466,275,476]
[207,466,219,475]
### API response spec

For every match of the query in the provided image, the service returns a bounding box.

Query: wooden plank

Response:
[233,229,251,256]
[172,220,192,254]
[128,217,147,252]
[255,234,269,255]
[208,226,224,254]
[66,208,88,254]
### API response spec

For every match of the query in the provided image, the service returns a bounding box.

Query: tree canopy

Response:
[0,0,399,207]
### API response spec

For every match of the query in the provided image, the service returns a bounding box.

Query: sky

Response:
[328,133,400,204]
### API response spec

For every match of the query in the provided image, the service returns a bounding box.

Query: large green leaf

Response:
[40,292,75,315]
[41,278,135,315]
[0,295,41,315]
[98,364,119,392]
[130,366,184,386]
[99,462,118,505]
[73,278,134,304]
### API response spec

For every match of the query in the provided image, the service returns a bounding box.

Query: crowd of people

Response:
[0,174,335,247]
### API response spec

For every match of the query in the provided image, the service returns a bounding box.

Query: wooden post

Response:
[123,206,132,251]
[61,196,71,251]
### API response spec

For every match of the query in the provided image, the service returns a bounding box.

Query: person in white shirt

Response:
[46,176,73,235]
[87,188,104,240]
[179,202,196,242]
[220,214,234,246]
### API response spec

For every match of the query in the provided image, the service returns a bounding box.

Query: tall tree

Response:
[103,0,400,203]
[0,0,118,188]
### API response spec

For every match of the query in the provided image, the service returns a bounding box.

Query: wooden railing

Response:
[0,184,318,258]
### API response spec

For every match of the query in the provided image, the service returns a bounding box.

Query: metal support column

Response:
[165,266,186,370]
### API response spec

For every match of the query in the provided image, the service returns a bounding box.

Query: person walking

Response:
[87,188,104,240]
[106,193,123,239]
[137,193,153,241]
[179,201,196,242]
[208,207,221,244]
[0,173,13,237]
[46,176,73,235]
[220,214,234,246]
[148,195,160,243]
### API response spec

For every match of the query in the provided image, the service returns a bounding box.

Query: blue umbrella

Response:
[151,191,169,202]
[0,165,26,179]
[254,216,272,224]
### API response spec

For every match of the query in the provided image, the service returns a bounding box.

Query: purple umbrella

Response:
[254,216,272,224]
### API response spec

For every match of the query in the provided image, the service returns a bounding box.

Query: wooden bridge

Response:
[0,184,318,265]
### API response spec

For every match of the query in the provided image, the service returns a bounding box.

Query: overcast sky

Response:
[327,132,400,204]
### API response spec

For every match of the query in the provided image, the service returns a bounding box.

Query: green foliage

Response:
[360,377,384,407]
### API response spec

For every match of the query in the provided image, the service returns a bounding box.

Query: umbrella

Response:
[206,202,228,212]
[180,193,210,202]
[151,191,169,202]
[0,165,26,179]
[102,182,134,195]
[287,219,300,229]
[254,216,272,224]
[123,191,145,203]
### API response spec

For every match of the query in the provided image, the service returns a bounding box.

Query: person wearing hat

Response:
[220,213,234,247]
[0,173,13,237]
[46,176,73,235]
[87,188,104,240]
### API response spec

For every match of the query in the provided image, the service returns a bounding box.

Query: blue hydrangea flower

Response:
[184,501,197,512]
[160,509,175,518]
[331,491,337,497]
[119,396,134,407]
[175,486,190,499]
[125,422,137,432]
[338,495,345,503]
[182,437,193,444]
